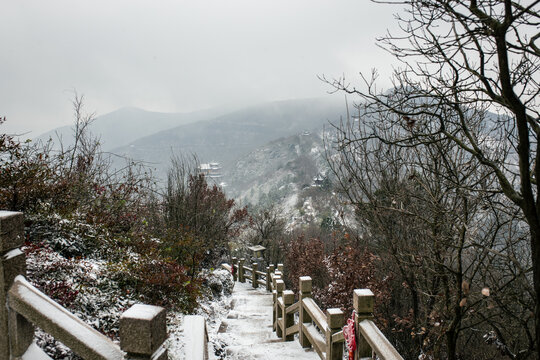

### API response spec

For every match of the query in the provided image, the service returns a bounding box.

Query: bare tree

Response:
[324,1,540,356]
[68,92,97,174]
[326,114,534,358]
[249,204,287,265]
[161,154,248,273]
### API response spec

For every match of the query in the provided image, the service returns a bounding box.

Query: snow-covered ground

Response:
[166,273,320,359]
[166,270,317,359]
[214,281,317,360]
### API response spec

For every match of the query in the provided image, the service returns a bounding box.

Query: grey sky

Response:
[1,1,399,136]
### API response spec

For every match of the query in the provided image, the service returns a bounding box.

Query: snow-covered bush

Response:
[1,116,241,358]
[202,268,234,298]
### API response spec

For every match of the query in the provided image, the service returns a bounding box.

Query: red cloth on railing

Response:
[343,311,356,360]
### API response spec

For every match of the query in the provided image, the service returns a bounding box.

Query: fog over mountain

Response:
[1,1,396,136]
[36,105,235,151]
[36,96,347,188]
[110,97,346,181]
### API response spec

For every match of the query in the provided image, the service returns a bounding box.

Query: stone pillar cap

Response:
[121,304,163,321]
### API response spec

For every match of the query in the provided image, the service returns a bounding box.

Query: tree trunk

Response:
[446,330,458,360]
[530,227,540,358]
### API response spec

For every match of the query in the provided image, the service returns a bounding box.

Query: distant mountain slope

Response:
[225,129,353,230]
[226,130,328,203]
[111,97,345,181]
[36,106,231,151]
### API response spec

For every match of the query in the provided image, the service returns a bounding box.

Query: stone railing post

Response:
[8,311,34,359]
[282,290,295,341]
[252,262,258,288]
[354,289,374,360]
[298,276,312,348]
[231,257,238,282]
[238,258,245,283]
[275,280,285,338]
[271,272,281,330]
[0,211,31,360]
[120,304,168,360]
[265,266,272,291]
[277,263,284,273]
[326,308,344,360]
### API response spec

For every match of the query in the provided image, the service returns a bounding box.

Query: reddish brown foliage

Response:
[284,233,389,322]
[163,173,248,269]
[131,257,201,310]
[284,234,327,292]
[40,281,80,308]
[0,119,54,212]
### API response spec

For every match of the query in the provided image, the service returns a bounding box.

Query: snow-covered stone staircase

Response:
[216,281,317,359]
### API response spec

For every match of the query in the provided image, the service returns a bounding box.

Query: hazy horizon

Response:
[1,1,399,136]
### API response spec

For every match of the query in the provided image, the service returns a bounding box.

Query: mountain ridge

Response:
[35,105,235,151]
[109,97,346,181]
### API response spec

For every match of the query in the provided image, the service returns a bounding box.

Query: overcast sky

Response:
[1,1,400,136]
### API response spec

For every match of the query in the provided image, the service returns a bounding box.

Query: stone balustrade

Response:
[0,211,168,360]
[222,258,404,360]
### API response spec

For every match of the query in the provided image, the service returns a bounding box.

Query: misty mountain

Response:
[226,130,328,203]
[110,97,346,181]
[36,106,233,151]
[226,129,352,230]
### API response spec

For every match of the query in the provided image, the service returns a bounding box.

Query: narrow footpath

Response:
[215,281,317,360]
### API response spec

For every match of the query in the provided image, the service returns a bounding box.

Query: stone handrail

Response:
[183,315,209,360]
[358,319,404,359]
[224,258,404,360]
[1,211,168,360]
[221,263,232,272]
[225,257,274,291]
[274,276,342,360]
[8,275,124,360]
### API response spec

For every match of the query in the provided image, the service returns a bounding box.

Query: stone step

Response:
[215,282,317,360]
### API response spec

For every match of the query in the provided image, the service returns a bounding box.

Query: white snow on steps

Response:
[216,281,317,359]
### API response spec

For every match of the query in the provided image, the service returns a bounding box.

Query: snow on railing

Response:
[183,315,209,360]
[0,211,168,360]
[223,258,404,360]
